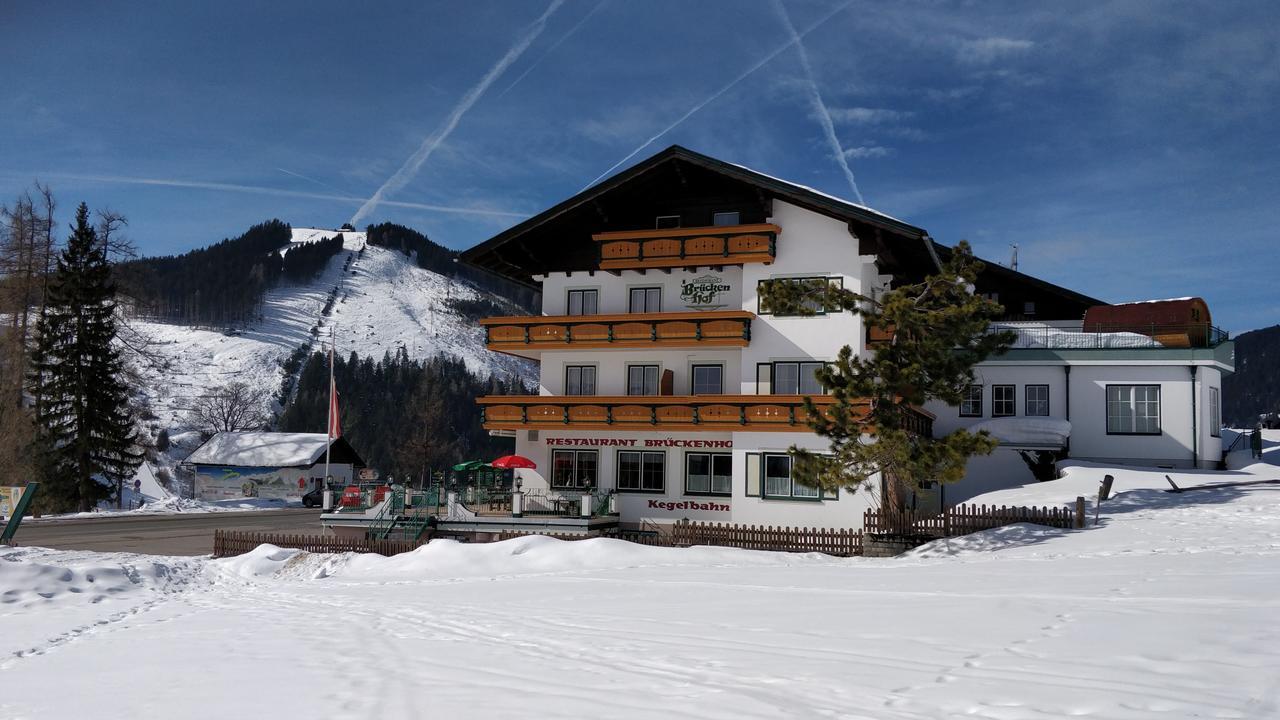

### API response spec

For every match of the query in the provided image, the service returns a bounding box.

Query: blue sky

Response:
[3,1,1278,333]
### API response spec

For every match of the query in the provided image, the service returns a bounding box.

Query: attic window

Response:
[1023,301,1036,316]
[655,215,681,229]
[712,211,740,226]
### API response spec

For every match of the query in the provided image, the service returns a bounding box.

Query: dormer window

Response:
[655,215,681,229]
[712,211,740,226]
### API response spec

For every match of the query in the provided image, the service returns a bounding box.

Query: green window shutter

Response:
[745,453,761,497]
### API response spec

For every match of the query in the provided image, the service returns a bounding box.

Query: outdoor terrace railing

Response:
[477,395,935,436]
[990,322,1230,350]
[481,310,753,354]
[592,223,779,270]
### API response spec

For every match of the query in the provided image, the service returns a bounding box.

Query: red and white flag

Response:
[328,376,342,439]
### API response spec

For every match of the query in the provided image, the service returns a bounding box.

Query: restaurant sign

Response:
[546,438,732,448]
[680,274,732,311]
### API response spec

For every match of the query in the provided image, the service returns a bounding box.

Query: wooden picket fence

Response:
[211,530,429,558]
[671,521,863,557]
[863,502,1078,538]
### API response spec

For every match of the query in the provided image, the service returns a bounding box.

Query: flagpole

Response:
[324,324,334,483]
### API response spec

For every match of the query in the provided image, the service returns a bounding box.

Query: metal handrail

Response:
[990,322,1229,350]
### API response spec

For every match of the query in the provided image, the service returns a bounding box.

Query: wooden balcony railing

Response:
[477,395,935,436]
[592,223,778,270]
[480,311,753,355]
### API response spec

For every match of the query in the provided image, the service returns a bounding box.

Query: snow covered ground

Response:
[3,450,1279,719]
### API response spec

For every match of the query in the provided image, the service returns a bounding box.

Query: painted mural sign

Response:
[546,438,732,448]
[194,465,307,501]
[680,274,732,311]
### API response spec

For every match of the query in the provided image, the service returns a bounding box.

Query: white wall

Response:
[540,267,744,316]
[739,201,875,392]
[539,348,741,396]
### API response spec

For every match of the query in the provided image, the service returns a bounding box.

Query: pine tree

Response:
[757,240,1015,506]
[30,203,142,512]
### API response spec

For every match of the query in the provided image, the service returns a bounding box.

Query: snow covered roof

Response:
[970,417,1071,449]
[185,432,362,468]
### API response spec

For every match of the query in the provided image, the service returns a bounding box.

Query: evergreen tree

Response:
[30,203,142,512]
[757,241,1015,506]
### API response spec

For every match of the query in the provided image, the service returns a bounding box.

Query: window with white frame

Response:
[628,287,661,313]
[685,453,731,495]
[1210,387,1221,437]
[627,365,660,396]
[1025,384,1050,417]
[564,365,596,396]
[992,385,1016,417]
[960,384,983,417]
[1106,385,1161,435]
[551,450,598,489]
[691,364,723,395]
[617,450,665,492]
[566,289,598,316]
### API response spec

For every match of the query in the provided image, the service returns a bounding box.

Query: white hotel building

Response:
[460,146,1235,530]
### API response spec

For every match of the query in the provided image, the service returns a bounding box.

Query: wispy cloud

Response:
[583,0,855,189]
[843,145,892,159]
[275,167,351,196]
[350,0,565,225]
[496,0,609,100]
[830,107,912,124]
[28,172,525,218]
[957,37,1034,65]
[772,0,865,204]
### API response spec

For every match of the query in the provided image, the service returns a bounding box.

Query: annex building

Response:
[460,145,1235,529]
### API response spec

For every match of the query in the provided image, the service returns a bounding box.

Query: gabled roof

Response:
[460,144,932,286]
[185,432,364,468]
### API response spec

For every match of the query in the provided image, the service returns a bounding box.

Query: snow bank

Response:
[994,322,1160,349]
[969,416,1070,446]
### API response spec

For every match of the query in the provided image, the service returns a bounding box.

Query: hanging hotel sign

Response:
[680,274,732,311]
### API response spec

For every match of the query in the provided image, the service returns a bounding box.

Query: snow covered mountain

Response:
[129,227,534,442]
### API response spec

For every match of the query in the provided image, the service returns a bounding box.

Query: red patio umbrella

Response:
[490,454,537,470]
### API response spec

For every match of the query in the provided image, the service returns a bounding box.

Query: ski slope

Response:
[3,451,1279,719]
[129,228,533,435]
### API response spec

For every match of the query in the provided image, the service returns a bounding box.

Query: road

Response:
[11,508,323,556]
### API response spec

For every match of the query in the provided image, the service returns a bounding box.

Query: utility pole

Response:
[324,324,335,484]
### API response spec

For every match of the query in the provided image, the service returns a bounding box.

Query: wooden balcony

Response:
[480,310,753,358]
[479,395,936,435]
[592,223,778,270]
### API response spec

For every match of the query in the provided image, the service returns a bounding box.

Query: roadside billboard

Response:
[194,465,309,501]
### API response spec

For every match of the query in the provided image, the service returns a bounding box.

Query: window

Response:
[691,364,723,395]
[760,453,829,500]
[712,211,740,226]
[757,277,844,316]
[627,365,660,396]
[565,365,596,396]
[655,215,681,229]
[1210,387,1221,437]
[566,289,598,316]
[685,453,732,495]
[551,450,598,489]
[618,450,665,492]
[992,385,1016,417]
[1025,385,1050,417]
[628,287,662,313]
[766,361,825,395]
[1106,385,1161,435]
[960,384,983,417]
[1023,301,1037,316]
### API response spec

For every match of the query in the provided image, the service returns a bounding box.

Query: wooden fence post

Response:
[1073,496,1086,529]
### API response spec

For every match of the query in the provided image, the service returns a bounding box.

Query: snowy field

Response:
[3,453,1278,719]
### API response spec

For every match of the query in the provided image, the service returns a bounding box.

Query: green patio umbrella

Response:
[452,459,490,472]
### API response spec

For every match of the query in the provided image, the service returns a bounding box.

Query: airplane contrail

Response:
[496,0,609,100]
[276,167,351,196]
[350,0,565,226]
[33,172,526,218]
[772,0,865,205]
[582,0,855,190]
